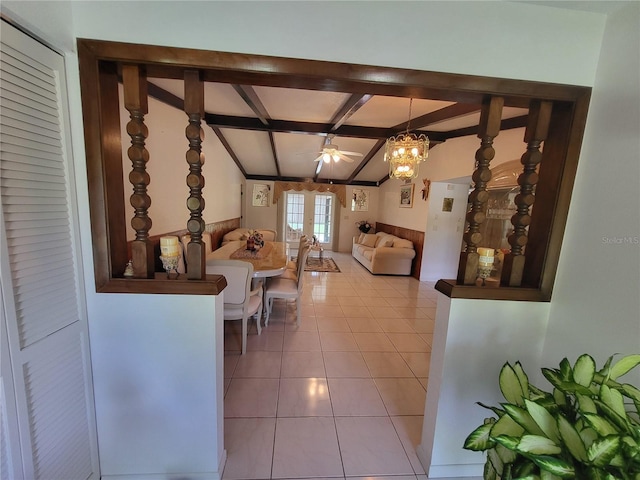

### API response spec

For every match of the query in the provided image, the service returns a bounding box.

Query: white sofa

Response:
[352,232,416,275]
[221,228,277,246]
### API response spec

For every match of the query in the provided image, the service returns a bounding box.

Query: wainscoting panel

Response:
[375,222,424,280]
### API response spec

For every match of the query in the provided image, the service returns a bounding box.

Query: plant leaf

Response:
[577,394,598,414]
[540,470,562,480]
[514,361,531,400]
[558,414,588,462]
[559,358,572,381]
[492,411,526,437]
[526,399,561,443]
[494,434,520,451]
[593,399,631,433]
[621,383,640,404]
[574,354,596,387]
[583,412,619,436]
[553,388,567,407]
[579,426,599,449]
[587,435,620,467]
[501,363,526,407]
[484,457,498,480]
[530,455,575,478]
[504,403,546,436]
[464,422,494,451]
[517,435,562,455]
[478,401,507,417]
[600,384,627,420]
[610,354,640,381]
[543,369,564,390]
[496,442,518,464]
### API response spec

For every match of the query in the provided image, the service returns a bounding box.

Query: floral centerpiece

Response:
[246,230,264,251]
[356,220,372,233]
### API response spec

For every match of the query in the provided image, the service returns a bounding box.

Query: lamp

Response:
[384,98,429,180]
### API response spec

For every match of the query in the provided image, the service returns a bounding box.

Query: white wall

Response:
[543,3,640,377]
[418,295,551,478]
[119,87,244,240]
[339,186,380,252]
[4,1,635,478]
[420,182,469,281]
[244,179,277,232]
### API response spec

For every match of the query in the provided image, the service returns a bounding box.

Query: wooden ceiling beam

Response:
[444,114,529,139]
[209,126,247,176]
[346,139,386,184]
[233,84,271,125]
[330,94,373,131]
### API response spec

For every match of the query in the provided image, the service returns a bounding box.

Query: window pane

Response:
[313,194,332,243]
[286,193,304,241]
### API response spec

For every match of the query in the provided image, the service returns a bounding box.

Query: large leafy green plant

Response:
[464,354,640,479]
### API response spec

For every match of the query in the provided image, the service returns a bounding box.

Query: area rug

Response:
[304,256,341,273]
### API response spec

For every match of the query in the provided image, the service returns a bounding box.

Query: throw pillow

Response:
[361,233,379,248]
[378,236,395,247]
[358,233,366,244]
[393,238,413,249]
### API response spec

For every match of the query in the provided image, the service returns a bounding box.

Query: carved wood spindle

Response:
[457,96,504,285]
[184,70,206,280]
[501,100,552,287]
[123,65,154,278]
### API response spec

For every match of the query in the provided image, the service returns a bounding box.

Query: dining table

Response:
[206,240,289,278]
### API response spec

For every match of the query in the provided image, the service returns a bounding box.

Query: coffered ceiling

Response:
[147,79,529,186]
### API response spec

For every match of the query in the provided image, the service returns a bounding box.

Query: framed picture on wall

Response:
[442,197,454,212]
[399,184,414,208]
[351,188,369,211]
[252,184,270,207]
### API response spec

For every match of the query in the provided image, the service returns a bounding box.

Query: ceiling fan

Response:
[313,134,363,164]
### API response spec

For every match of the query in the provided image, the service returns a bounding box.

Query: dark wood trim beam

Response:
[246,174,378,187]
[204,113,449,142]
[444,114,529,139]
[209,125,247,176]
[407,103,481,130]
[347,139,386,183]
[147,81,184,110]
[330,94,372,131]
[268,131,281,176]
[232,84,270,125]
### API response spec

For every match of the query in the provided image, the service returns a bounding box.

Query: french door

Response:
[284,191,336,249]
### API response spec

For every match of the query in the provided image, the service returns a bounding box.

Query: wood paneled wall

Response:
[128,217,242,272]
[375,222,424,280]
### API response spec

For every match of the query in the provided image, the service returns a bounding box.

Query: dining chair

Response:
[264,243,310,327]
[285,234,308,273]
[206,259,263,354]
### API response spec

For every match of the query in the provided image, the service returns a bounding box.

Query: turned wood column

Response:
[457,96,504,285]
[501,100,552,286]
[123,65,154,278]
[184,70,206,280]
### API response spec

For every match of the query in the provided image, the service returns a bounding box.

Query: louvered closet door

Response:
[0,21,99,479]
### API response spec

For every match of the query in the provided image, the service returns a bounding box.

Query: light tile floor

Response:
[223,252,436,480]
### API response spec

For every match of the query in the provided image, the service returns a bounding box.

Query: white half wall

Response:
[88,293,225,479]
[417,295,551,478]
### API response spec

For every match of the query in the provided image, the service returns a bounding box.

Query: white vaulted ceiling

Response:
[148,78,528,185]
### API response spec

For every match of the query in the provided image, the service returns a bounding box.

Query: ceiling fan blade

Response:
[338,150,363,157]
[315,159,323,175]
[336,152,355,163]
[313,154,324,162]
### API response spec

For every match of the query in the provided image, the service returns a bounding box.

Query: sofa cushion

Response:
[393,238,414,249]
[357,233,366,244]
[363,250,374,261]
[355,245,369,256]
[361,233,379,248]
[377,235,395,248]
[224,228,249,242]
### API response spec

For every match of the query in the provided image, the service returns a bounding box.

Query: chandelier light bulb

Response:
[333,154,340,162]
[323,153,331,163]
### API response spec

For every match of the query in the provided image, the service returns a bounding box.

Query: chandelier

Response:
[384,98,429,179]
